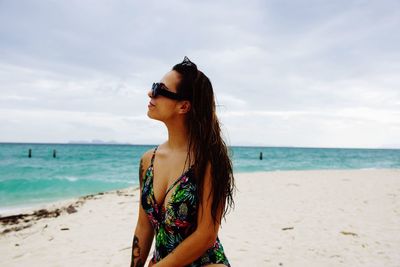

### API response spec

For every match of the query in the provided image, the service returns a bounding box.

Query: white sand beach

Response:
[1,169,400,266]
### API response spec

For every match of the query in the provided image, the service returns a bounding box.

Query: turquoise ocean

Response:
[1,143,399,214]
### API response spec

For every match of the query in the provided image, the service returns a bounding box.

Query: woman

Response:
[131,57,235,267]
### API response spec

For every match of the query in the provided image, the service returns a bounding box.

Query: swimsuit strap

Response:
[164,165,193,197]
[165,175,184,197]
[150,146,158,166]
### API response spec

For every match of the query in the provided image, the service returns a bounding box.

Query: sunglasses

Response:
[151,82,186,100]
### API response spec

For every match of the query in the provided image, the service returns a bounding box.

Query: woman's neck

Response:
[165,119,189,152]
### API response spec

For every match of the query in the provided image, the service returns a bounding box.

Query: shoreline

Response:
[1,168,400,266]
[0,186,139,218]
[1,167,397,218]
[0,186,139,234]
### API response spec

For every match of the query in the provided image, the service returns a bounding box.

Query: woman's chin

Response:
[147,110,161,121]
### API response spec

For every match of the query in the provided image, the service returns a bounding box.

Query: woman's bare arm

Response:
[153,163,221,267]
[131,152,155,267]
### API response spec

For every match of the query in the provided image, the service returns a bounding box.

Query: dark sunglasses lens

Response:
[152,83,159,97]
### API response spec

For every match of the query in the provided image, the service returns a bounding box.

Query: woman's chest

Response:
[142,171,198,231]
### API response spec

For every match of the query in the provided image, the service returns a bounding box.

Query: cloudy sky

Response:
[1,0,399,148]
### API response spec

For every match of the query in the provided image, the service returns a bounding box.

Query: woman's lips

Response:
[148,101,155,108]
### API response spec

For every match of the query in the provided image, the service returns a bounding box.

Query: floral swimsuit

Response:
[141,146,230,266]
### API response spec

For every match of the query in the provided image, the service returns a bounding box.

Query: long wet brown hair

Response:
[173,57,235,225]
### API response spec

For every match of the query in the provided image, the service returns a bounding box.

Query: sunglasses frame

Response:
[151,82,186,101]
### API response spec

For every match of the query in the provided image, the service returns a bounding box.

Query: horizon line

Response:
[0,141,399,150]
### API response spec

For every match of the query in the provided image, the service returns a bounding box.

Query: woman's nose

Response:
[147,90,153,98]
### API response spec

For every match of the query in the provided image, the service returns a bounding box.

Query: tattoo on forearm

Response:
[130,235,144,267]
[139,158,144,188]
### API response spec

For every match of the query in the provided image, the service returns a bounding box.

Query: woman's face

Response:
[147,70,183,122]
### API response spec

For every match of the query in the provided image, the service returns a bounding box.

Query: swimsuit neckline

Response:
[148,145,194,211]
[149,165,192,211]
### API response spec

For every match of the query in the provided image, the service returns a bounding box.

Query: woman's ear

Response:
[178,101,191,114]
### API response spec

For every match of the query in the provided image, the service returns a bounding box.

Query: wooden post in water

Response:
[28,148,32,158]
[259,152,263,160]
[53,149,57,158]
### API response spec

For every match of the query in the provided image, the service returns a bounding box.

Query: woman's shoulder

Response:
[140,146,157,167]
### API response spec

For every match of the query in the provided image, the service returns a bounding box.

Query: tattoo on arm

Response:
[130,235,144,267]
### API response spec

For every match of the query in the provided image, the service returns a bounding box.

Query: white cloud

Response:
[218,107,400,148]
[0,0,399,148]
